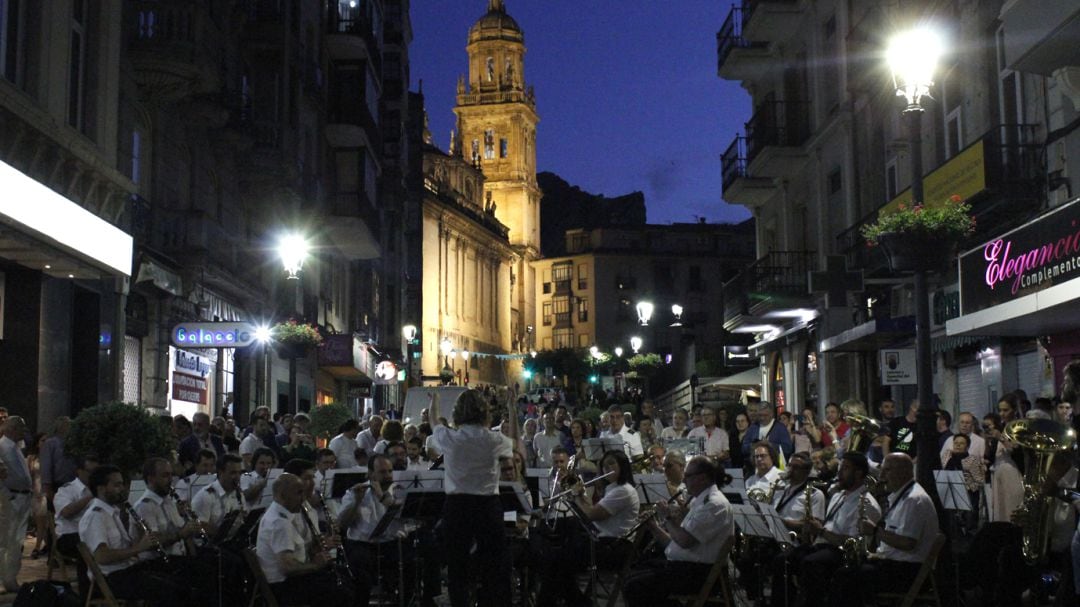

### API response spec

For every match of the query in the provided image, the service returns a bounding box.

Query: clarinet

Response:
[169,489,209,544]
[319,498,358,582]
[125,502,171,564]
[301,503,343,588]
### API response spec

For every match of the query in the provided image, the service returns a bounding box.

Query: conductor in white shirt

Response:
[429,389,516,607]
[600,405,644,458]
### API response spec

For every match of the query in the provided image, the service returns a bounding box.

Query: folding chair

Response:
[242,548,311,607]
[75,542,143,607]
[667,533,737,607]
[46,517,76,581]
[874,532,946,607]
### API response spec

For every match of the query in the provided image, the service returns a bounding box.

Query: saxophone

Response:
[799,482,815,544]
[840,491,870,567]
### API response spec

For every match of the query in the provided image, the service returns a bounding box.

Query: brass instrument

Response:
[125,502,170,563]
[840,492,870,567]
[548,470,616,503]
[1003,418,1077,565]
[845,413,883,455]
[799,482,815,544]
[169,488,209,546]
[747,476,785,504]
[301,503,343,588]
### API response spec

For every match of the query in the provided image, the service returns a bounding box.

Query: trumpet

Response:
[125,502,170,563]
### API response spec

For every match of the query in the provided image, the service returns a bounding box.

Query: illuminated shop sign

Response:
[171,322,258,348]
[959,198,1080,315]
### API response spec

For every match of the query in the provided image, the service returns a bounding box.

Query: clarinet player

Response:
[429,389,517,607]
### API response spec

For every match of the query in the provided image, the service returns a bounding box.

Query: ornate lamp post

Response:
[887,26,944,502]
[635,301,654,326]
[630,336,643,354]
[402,325,417,387]
[671,304,684,327]
[277,233,309,413]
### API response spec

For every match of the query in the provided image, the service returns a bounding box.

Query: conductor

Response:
[429,389,516,607]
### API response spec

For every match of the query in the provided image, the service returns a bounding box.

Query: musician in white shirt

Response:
[625,455,734,607]
[240,447,276,505]
[191,454,247,537]
[745,441,783,495]
[329,420,362,469]
[599,405,644,458]
[429,390,515,607]
[53,454,98,597]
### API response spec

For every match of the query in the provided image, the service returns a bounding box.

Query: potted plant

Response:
[860,194,975,272]
[271,319,323,358]
[307,402,353,447]
[66,402,174,478]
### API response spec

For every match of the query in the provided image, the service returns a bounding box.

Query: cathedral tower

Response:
[454,0,540,354]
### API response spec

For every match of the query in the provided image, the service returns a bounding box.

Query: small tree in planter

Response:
[860,194,975,272]
[66,402,174,478]
[308,402,353,447]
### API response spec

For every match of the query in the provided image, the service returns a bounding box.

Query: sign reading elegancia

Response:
[959,198,1080,315]
[171,322,258,348]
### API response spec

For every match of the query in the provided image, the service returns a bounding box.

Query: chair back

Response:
[242,548,280,607]
[691,533,736,607]
[76,542,119,607]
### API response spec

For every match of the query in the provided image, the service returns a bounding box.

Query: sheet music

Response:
[182,473,216,502]
[632,473,669,504]
[392,469,445,490]
[583,437,624,460]
[934,470,972,511]
[735,501,790,544]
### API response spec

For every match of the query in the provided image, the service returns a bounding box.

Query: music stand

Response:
[182,473,216,502]
[399,486,446,521]
[525,467,548,506]
[582,437,624,461]
[744,501,790,544]
[498,481,533,514]
[212,509,242,544]
[934,470,972,512]
[633,473,669,504]
[370,504,405,540]
[392,469,445,490]
[323,468,367,500]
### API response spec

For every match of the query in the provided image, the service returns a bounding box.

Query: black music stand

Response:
[329,472,368,500]
[563,499,603,606]
[935,469,972,607]
[633,473,669,505]
[400,487,446,521]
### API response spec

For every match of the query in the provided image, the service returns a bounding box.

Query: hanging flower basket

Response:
[861,194,975,273]
[271,320,323,358]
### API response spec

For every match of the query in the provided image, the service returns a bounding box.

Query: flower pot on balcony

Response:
[876,231,954,273]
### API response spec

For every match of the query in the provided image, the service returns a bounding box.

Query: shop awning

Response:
[711,367,761,387]
[946,276,1080,337]
[0,159,132,277]
[818,316,916,353]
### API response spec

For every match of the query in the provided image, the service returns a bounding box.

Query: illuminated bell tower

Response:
[454,0,540,354]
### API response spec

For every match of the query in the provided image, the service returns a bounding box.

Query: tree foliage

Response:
[627,353,663,377]
[308,402,354,440]
[66,402,173,477]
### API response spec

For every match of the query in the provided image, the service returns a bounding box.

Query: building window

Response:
[885,158,898,201]
[552,263,571,293]
[123,335,142,405]
[484,129,495,160]
[542,282,551,294]
[542,302,552,326]
[942,68,962,159]
[68,0,88,131]
[471,139,480,163]
[553,297,571,325]
[499,138,508,158]
[827,168,842,194]
[577,264,588,290]
[577,297,588,322]
[486,56,494,82]
[553,328,572,349]
[578,334,590,348]
[1,0,24,84]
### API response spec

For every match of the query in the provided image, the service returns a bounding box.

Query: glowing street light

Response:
[630,336,643,354]
[277,233,309,280]
[589,345,600,359]
[254,325,272,343]
[614,346,623,357]
[402,325,417,342]
[440,338,452,357]
[887,27,943,110]
[671,304,684,326]
[635,301,654,326]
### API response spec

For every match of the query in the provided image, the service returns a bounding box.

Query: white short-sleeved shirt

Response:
[774,482,826,521]
[330,434,360,469]
[256,501,307,584]
[687,426,730,458]
[594,482,640,539]
[876,481,938,563]
[745,467,782,499]
[431,424,513,495]
[341,484,403,542]
[532,433,563,468]
[191,480,246,528]
[173,473,216,503]
[666,484,733,563]
[660,426,687,440]
[54,477,91,536]
[131,490,187,558]
[819,486,882,542]
[240,471,269,499]
[238,434,265,458]
[599,426,644,458]
[356,428,378,456]
[78,498,137,578]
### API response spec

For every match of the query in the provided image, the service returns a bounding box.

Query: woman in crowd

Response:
[566,418,588,457]
[522,418,539,467]
[374,419,404,453]
[988,393,1024,522]
[728,411,752,472]
[279,424,316,465]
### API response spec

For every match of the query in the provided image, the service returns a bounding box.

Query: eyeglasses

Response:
[753,453,771,460]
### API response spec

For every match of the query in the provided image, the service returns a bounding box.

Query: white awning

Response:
[0,159,132,277]
[711,367,761,387]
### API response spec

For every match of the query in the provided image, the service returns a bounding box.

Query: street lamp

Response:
[635,301,654,326]
[630,336,643,354]
[277,233,309,280]
[402,325,417,342]
[402,325,417,387]
[614,346,623,358]
[461,350,470,385]
[440,337,453,380]
[887,25,944,504]
[671,304,683,327]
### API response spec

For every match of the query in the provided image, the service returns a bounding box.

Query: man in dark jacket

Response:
[740,401,794,461]
[178,412,226,473]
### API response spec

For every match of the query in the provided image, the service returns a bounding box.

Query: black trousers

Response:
[537,531,633,606]
[55,533,89,599]
[441,494,510,607]
[623,557,712,607]
[829,558,921,607]
[270,566,360,607]
[345,535,438,602]
[105,560,192,607]
[770,543,843,607]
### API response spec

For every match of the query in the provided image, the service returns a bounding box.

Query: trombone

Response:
[547,470,616,503]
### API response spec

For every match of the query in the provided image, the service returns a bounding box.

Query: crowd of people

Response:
[0,361,1078,606]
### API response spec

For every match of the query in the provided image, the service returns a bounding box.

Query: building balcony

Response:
[745,100,811,176]
[553,279,572,295]
[326,101,379,148]
[999,1,1080,75]
[837,123,1045,275]
[716,6,770,81]
[326,6,382,71]
[126,1,224,101]
[741,0,807,43]
[721,135,778,207]
[241,0,287,48]
[722,250,817,331]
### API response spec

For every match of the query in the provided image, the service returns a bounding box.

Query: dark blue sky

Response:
[409,1,752,226]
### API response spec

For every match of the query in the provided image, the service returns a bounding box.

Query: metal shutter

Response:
[957,364,984,418]
[1015,351,1044,400]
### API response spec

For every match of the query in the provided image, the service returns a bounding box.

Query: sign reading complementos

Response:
[171,322,258,348]
[959,198,1080,315]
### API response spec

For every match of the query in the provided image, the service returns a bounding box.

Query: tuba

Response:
[1003,418,1077,565]
[845,413,883,455]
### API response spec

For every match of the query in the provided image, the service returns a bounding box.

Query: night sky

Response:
[409,1,753,226]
